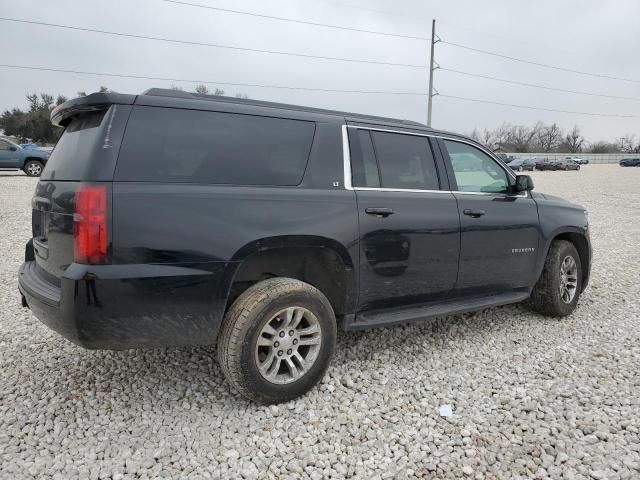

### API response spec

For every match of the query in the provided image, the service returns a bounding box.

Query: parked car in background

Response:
[536,159,560,171]
[508,158,535,171]
[565,156,588,165]
[556,159,581,171]
[495,153,514,164]
[619,158,640,167]
[19,89,592,403]
[0,138,50,176]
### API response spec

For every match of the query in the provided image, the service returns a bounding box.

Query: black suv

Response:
[19,89,591,403]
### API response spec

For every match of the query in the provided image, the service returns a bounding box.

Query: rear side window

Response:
[41,110,107,181]
[350,129,380,188]
[115,106,315,185]
[371,131,439,190]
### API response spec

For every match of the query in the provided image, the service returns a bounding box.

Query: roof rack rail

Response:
[141,88,428,129]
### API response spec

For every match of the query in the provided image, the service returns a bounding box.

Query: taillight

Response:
[74,184,107,264]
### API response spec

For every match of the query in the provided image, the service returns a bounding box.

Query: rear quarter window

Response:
[40,110,107,181]
[115,106,316,185]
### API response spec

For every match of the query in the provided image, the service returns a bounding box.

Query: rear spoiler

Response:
[51,92,136,127]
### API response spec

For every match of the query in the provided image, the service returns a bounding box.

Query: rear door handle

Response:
[463,208,485,218]
[365,207,394,217]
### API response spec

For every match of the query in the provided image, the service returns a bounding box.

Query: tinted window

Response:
[444,140,509,193]
[350,129,380,187]
[371,131,439,190]
[41,109,107,181]
[116,107,315,185]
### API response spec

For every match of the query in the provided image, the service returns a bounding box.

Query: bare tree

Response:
[493,122,512,150]
[560,126,584,153]
[508,125,537,152]
[536,123,563,152]
[468,127,481,143]
[618,134,636,153]
[194,84,210,95]
[588,141,618,154]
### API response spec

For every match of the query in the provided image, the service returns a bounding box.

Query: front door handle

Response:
[463,208,485,218]
[365,207,394,217]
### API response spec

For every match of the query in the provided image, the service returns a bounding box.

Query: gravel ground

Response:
[1,165,639,479]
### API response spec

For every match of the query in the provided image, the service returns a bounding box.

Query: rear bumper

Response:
[19,259,234,349]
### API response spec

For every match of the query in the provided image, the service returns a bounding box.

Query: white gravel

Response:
[1,165,639,479]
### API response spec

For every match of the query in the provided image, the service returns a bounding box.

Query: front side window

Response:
[444,140,509,193]
[371,131,439,190]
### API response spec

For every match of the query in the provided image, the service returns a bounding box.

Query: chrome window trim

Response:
[345,123,517,180]
[341,124,524,195]
[353,186,452,194]
[341,124,353,190]
[454,190,528,198]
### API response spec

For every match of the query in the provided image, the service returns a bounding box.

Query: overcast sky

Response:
[1,0,639,141]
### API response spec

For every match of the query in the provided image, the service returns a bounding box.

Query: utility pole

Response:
[427,19,438,127]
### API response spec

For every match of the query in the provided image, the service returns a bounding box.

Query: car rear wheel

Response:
[530,240,582,317]
[217,277,336,404]
[24,160,43,177]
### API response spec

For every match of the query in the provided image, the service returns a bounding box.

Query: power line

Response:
[437,21,602,63]
[163,0,428,40]
[440,68,640,101]
[0,63,428,96]
[441,40,640,84]
[0,17,426,68]
[439,94,640,118]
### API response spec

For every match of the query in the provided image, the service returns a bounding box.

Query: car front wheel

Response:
[217,277,337,404]
[24,160,44,177]
[530,240,582,317]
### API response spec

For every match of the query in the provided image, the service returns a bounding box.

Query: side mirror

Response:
[515,175,534,192]
[9,146,17,151]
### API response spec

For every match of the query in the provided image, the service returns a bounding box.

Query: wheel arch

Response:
[225,235,357,319]
[22,157,45,169]
[539,228,591,290]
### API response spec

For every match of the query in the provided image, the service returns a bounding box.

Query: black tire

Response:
[24,160,44,177]
[217,277,336,404]
[530,240,582,317]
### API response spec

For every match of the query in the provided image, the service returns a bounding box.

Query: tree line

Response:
[468,122,640,154]
[0,85,248,144]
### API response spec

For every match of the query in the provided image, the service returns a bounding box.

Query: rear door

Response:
[348,126,460,312]
[439,138,541,294]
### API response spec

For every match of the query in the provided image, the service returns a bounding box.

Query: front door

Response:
[0,140,20,168]
[348,127,460,311]
[440,139,541,294]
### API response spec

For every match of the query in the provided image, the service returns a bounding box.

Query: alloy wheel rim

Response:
[255,306,322,384]
[559,255,578,304]
[28,163,42,175]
